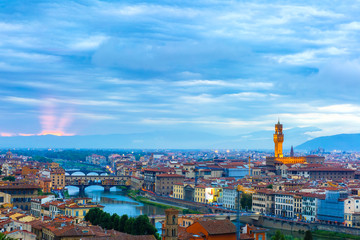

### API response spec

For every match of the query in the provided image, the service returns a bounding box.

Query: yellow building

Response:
[51,168,65,190]
[64,200,104,223]
[194,185,206,203]
[172,183,184,200]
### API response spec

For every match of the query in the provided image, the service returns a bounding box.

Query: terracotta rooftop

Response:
[156,173,185,178]
[194,219,236,235]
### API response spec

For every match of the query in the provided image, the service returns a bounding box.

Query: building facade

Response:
[223,186,236,209]
[155,174,185,196]
[301,193,318,222]
[275,193,294,218]
[317,190,346,224]
[50,168,65,190]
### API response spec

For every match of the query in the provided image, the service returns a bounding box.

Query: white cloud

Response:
[339,21,360,31]
[0,22,23,31]
[272,47,347,65]
[0,50,60,62]
[175,80,273,89]
[74,112,116,120]
[318,104,360,113]
[4,97,43,106]
[0,62,26,71]
[70,35,109,51]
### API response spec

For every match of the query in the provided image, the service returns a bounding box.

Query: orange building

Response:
[185,219,236,240]
[22,166,39,176]
[51,168,65,190]
[39,178,52,193]
[243,224,267,240]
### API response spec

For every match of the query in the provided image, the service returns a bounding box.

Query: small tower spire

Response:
[290,145,294,157]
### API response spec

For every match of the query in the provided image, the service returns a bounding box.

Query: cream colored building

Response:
[252,189,275,215]
[294,194,302,220]
[194,185,206,203]
[172,183,184,200]
[345,197,360,227]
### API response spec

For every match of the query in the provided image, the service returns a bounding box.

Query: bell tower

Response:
[162,208,179,240]
[273,120,284,158]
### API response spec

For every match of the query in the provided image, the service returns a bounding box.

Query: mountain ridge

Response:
[0,127,318,149]
[296,133,360,151]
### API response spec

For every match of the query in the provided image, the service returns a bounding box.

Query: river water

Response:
[67,185,165,231]
[68,185,166,217]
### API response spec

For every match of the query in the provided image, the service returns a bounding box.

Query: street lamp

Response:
[236,185,242,240]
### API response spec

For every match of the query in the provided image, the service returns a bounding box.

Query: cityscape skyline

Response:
[1,0,360,140]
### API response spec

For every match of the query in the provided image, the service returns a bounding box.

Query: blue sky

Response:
[1,0,360,139]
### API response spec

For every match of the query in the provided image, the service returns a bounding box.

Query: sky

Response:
[1,0,360,139]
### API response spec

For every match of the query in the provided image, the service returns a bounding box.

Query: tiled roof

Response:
[157,173,184,178]
[195,219,236,235]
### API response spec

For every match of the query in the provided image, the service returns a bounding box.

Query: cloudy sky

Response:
[1,0,360,139]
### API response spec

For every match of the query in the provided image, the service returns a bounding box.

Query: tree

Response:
[304,230,313,240]
[85,208,102,225]
[266,184,273,189]
[272,230,285,240]
[0,232,15,239]
[133,215,157,236]
[2,176,15,182]
[240,193,252,210]
[85,209,159,240]
[119,214,129,232]
[98,211,112,229]
[124,217,135,234]
[111,213,120,230]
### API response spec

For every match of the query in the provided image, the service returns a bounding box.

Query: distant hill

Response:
[297,133,360,151]
[0,127,318,149]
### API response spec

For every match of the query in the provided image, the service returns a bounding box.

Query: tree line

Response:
[272,230,313,240]
[84,208,160,240]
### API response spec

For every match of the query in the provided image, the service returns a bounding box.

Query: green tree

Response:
[119,214,128,232]
[98,211,112,229]
[240,193,252,210]
[266,184,273,189]
[124,217,135,234]
[111,213,120,230]
[2,176,15,181]
[32,156,53,163]
[272,230,285,240]
[133,215,157,235]
[0,232,15,239]
[85,208,101,224]
[304,230,313,240]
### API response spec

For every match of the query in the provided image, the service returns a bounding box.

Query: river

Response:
[67,185,165,231]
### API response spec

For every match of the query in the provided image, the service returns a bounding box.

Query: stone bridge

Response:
[65,168,108,176]
[65,175,130,193]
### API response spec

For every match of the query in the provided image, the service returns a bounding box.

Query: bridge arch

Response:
[70,171,86,176]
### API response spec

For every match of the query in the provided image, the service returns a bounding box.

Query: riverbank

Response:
[312,230,360,240]
[126,190,201,214]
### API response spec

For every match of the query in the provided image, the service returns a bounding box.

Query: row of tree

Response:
[272,230,313,240]
[85,208,160,240]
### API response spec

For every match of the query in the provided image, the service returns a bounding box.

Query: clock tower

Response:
[273,120,284,158]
